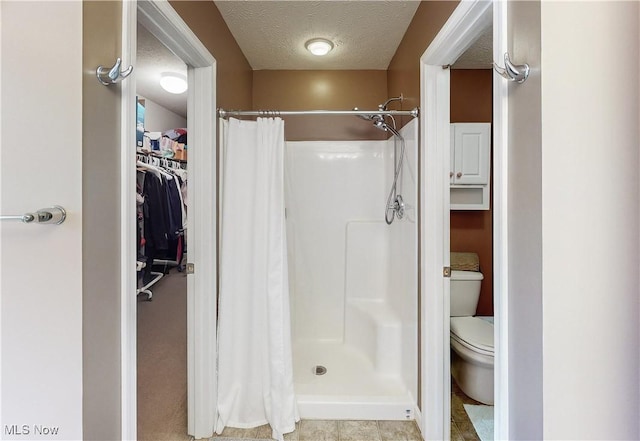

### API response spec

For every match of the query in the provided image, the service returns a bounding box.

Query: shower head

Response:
[354,108,387,127]
[352,106,401,137]
[353,107,382,122]
[374,120,402,138]
[373,119,387,131]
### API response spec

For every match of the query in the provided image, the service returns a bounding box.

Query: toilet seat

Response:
[450,317,494,356]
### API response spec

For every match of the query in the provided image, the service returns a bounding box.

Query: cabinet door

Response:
[452,123,491,185]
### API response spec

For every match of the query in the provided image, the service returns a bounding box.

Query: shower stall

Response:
[285,111,419,420]
[218,101,419,423]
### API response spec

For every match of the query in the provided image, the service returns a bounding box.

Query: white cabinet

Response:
[450,123,491,210]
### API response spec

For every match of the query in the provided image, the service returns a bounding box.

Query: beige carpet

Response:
[137,270,190,441]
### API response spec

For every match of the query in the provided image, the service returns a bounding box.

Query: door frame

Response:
[120,1,218,439]
[419,0,508,439]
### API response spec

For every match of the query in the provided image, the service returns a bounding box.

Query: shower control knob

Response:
[456,172,462,178]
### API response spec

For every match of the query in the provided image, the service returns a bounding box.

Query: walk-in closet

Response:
[135,22,190,441]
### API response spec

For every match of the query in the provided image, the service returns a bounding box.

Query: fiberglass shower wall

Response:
[285,119,418,419]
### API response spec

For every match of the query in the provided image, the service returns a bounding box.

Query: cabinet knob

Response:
[449,172,454,178]
[456,172,462,178]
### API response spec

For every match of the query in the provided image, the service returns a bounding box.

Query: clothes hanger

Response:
[137,160,173,180]
[136,160,162,178]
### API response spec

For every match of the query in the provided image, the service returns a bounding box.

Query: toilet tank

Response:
[450,270,484,317]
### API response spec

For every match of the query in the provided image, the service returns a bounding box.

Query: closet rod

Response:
[217,108,419,118]
[136,150,187,164]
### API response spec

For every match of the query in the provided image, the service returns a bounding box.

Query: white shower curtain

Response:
[216,117,298,441]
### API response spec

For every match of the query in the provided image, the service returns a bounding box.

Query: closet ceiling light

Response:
[160,72,187,94]
[305,38,334,56]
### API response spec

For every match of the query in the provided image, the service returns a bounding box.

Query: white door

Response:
[419,1,497,440]
[1,2,85,439]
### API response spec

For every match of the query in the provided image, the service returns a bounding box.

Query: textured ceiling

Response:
[452,25,493,69]
[136,2,493,116]
[214,1,421,70]
[136,23,188,117]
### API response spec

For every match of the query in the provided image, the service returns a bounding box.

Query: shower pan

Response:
[285,111,419,420]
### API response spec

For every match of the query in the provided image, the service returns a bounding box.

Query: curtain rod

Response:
[217,108,419,118]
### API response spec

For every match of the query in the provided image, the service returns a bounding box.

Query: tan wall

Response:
[170,0,253,109]
[386,0,459,407]
[253,70,388,141]
[450,69,493,316]
[82,1,122,439]
[507,1,543,436]
[387,1,460,127]
[388,2,494,316]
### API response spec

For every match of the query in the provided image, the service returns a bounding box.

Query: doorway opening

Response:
[135,20,190,440]
[449,29,495,440]
[121,2,218,439]
[419,1,509,439]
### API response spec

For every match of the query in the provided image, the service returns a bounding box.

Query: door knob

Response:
[0,206,66,224]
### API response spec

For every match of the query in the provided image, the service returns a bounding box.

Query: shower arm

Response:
[379,94,404,111]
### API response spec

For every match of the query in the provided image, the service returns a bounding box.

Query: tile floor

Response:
[204,380,486,441]
[450,378,483,441]
[209,419,422,441]
[199,381,486,441]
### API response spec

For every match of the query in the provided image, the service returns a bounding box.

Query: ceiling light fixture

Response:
[160,72,188,94]
[305,38,334,56]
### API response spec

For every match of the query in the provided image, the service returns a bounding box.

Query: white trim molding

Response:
[186,63,217,440]
[492,0,509,438]
[137,0,215,68]
[420,62,452,441]
[120,1,138,439]
[421,0,492,66]
[419,0,507,439]
[121,1,218,439]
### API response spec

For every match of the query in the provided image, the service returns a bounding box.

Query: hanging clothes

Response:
[165,173,183,239]
[216,117,298,441]
[136,155,188,278]
[143,170,170,250]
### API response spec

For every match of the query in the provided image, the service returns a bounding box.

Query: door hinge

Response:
[443,266,451,278]
[186,263,195,274]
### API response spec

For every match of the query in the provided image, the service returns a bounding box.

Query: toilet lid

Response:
[450,317,494,354]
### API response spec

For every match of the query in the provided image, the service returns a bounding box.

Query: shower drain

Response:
[313,365,327,376]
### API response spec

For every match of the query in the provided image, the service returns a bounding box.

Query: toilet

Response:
[450,269,494,405]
